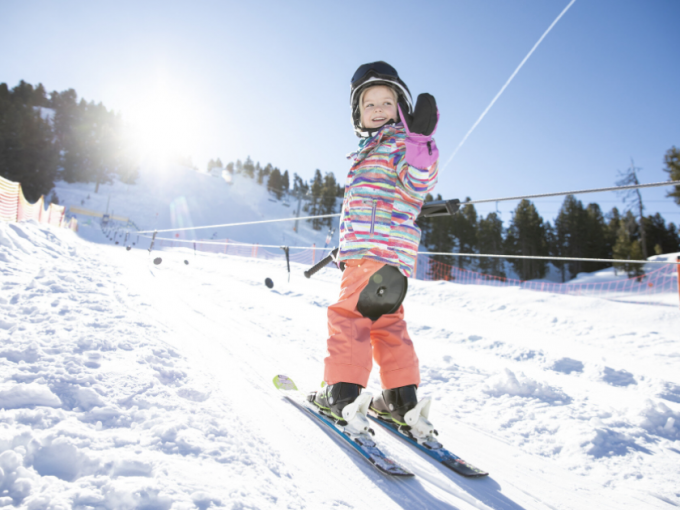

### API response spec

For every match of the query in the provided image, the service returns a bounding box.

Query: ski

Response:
[273,375,413,477]
[367,410,488,478]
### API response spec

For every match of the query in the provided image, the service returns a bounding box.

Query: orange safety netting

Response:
[0,175,77,231]
[148,237,678,306]
[414,253,678,304]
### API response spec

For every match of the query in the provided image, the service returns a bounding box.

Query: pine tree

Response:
[282,170,290,194]
[292,173,308,194]
[605,207,621,254]
[449,199,477,269]
[0,83,59,201]
[477,212,506,278]
[663,146,680,205]
[504,199,549,280]
[583,203,610,273]
[306,170,325,230]
[1,82,138,195]
[268,168,282,198]
[258,163,272,184]
[612,213,645,277]
[419,194,456,280]
[616,160,648,258]
[320,172,339,227]
[243,156,255,178]
[554,195,589,280]
[51,88,80,181]
[235,159,243,173]
[642,213,680,255]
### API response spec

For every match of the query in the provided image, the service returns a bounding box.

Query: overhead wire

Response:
[441,0,578,171]
[138,180,680,235]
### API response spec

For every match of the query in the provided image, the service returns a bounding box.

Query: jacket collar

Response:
[359,122,403,151]
[347,123,404,163]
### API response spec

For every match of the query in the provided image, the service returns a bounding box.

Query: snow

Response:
[1,171,679,508]
[53,165,337,249]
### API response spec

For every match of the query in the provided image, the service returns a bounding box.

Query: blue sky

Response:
[1,0,679,225]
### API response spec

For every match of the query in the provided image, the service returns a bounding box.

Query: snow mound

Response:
[484,368,569,402]
[638,400,680,440]
[0,383,62,409]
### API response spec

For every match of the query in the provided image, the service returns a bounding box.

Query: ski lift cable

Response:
[139,235,316,250]
[137,180,680,235]
[137,213,339,234]
[463,180,680,206]
[140,235,679,266]
[441,0,578,171]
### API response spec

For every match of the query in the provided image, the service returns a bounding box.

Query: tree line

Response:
[0,80,138,202]
[419,193,679,282]
[213,151,680,277]
[208,156,344,231]
[419,151,680,281]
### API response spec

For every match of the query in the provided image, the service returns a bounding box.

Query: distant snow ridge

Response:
[484,368,569,402]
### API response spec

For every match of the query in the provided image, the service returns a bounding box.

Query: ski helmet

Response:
[350,61,413,137]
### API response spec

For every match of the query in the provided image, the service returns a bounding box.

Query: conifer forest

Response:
[2,80,679,282]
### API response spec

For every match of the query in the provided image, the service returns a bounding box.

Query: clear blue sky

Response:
[1,0,679,225]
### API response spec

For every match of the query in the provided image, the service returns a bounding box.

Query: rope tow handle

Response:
[304,248,339,279]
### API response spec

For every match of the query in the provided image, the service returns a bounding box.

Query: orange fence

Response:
[147,236,678,307]
[0,175,77,231]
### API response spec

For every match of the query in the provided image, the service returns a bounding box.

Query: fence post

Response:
[16,184,21,222]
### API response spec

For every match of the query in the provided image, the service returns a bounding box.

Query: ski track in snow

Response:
[1,219,679,509]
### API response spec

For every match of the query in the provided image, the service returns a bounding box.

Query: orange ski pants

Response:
[324,258,420,390]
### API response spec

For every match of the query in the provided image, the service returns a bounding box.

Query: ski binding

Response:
[273,375,413,477]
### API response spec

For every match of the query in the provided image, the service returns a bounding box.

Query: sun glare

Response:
[126,81,202,170]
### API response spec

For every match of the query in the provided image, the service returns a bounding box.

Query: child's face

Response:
[360,85,398,129]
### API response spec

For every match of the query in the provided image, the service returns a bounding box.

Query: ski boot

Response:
[309,383,374,436]
[371,385,438,443]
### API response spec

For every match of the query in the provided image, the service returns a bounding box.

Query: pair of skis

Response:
[273,375,487,478]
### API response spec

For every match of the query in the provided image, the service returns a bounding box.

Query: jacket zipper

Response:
[369,200,377,235]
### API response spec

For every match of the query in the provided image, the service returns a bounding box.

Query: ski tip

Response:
[378,466,415,477]
[273,374,298,391]
[444,459,489,477]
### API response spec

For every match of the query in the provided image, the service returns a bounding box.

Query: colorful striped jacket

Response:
[337,123,439,277]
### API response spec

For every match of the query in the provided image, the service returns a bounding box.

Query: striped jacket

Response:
[337,123,439,277]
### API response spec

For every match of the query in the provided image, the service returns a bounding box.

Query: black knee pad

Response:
[357,265,408,321]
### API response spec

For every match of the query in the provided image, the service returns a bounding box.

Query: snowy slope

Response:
[1,219,679,509]
[53,166,338,249]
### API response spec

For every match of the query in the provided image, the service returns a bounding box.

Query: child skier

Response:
[311,61,440,431]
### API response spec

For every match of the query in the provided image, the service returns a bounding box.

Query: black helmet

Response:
[350,61,413,137]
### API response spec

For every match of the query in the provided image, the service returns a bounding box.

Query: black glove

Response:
[399,93,438,137]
